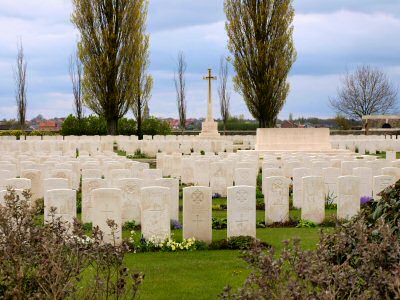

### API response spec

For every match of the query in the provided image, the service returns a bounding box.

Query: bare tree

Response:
[218,56,231,134]
[330,65,398,120]
[14,41,27,131]
[69,50,84,125]
[174,52,187,132]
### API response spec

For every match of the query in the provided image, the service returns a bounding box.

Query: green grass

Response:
[126,250,248,300]
[122,206,329,300]
[125,226,323,300]
[368,151,400,159]
[75,173,332,299]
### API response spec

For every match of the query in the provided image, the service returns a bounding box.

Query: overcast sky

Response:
[0,0,399,120]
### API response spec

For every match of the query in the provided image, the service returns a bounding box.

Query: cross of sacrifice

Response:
[203,68,217,122]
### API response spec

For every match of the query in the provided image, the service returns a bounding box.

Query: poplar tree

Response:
[224,0,297,127]
[15,41,27,131]
[72,0,149,135]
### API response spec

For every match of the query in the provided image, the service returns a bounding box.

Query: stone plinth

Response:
[199,120,220,138]
[255,128,331,151]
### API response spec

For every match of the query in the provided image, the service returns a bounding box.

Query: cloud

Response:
[294,10,400,75]
[295,0,400,16]
[0,1,400,120]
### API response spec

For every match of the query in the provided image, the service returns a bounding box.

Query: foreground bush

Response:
[0,189,143,299]
[222,181,400,300]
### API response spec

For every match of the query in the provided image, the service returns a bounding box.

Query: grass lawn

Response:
[368,151,400,159]
[76,164,335,299]
[126,250,248,300]
[125,226,323,300]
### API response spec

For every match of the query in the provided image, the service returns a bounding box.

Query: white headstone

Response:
[262,168,283,194]
[21,169,42,200]
[193,159,210,187]
[110,169,131,186]
[115,178,143,224]
[381,167,400,181]
[82,178,107,223]
[183,186,212,243]
[352,167,373,198]
[227,186,256,238]
[234,168,257,187]
[153,178,179,221]
[44,189,76,226]
[302,176,325,224]
[140,186,170,243]
[386,151,396,161]
[142,169,163,181]
[337,176,360,220]
[292,167,312,208]
[322,167,340,202]
[264,176,289,224]
[5,178,31,190]
[373,175,396,200]
[82,169,102,179]
[0,170,12,190]
[44,178,69,193]
[50,169,73,189]
[91,188,122,244]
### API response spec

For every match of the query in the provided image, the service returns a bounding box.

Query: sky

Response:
[0,0,400,120]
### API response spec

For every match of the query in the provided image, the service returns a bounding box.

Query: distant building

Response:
[362,115,400,129]
[0,122,12,130]
[38,120,62,132]
[281,121,306,128]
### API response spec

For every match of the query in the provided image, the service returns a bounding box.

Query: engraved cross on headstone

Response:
[236,213,249,233]
[203,69,217,122]
[192,214,204,228]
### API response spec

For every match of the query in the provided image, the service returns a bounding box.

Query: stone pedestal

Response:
[199,120,220,138]
[255,128,331,151]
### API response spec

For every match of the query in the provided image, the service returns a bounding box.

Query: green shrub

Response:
[0,188,143,299]
[142,117,171,136]
[256,198,265,210]
[118,117,137,135]
[362,180,400,236]
[222,181,400,300]
[210,236,270,251]
[123,220,138,231]
[212,217,227,229]
[61,114,137,136]
[296,219,316,228]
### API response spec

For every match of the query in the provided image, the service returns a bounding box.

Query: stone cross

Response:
[203,68,217,122]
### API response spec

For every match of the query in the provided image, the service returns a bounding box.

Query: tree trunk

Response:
[137,115,143,140]
[223,122,226,135]
[107,118,118,135]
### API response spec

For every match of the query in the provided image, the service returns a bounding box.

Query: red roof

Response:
[39,121,58,128]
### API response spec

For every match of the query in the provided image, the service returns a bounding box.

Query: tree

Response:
[330,65,398,120]
[174,52,187,132]
[335,114,351,130]
[69,49,84,133]
[218,56,231,134]
[224,0,296,128]
[14,41,27,131]
[131,31,152,140]
[71,0,149,135]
